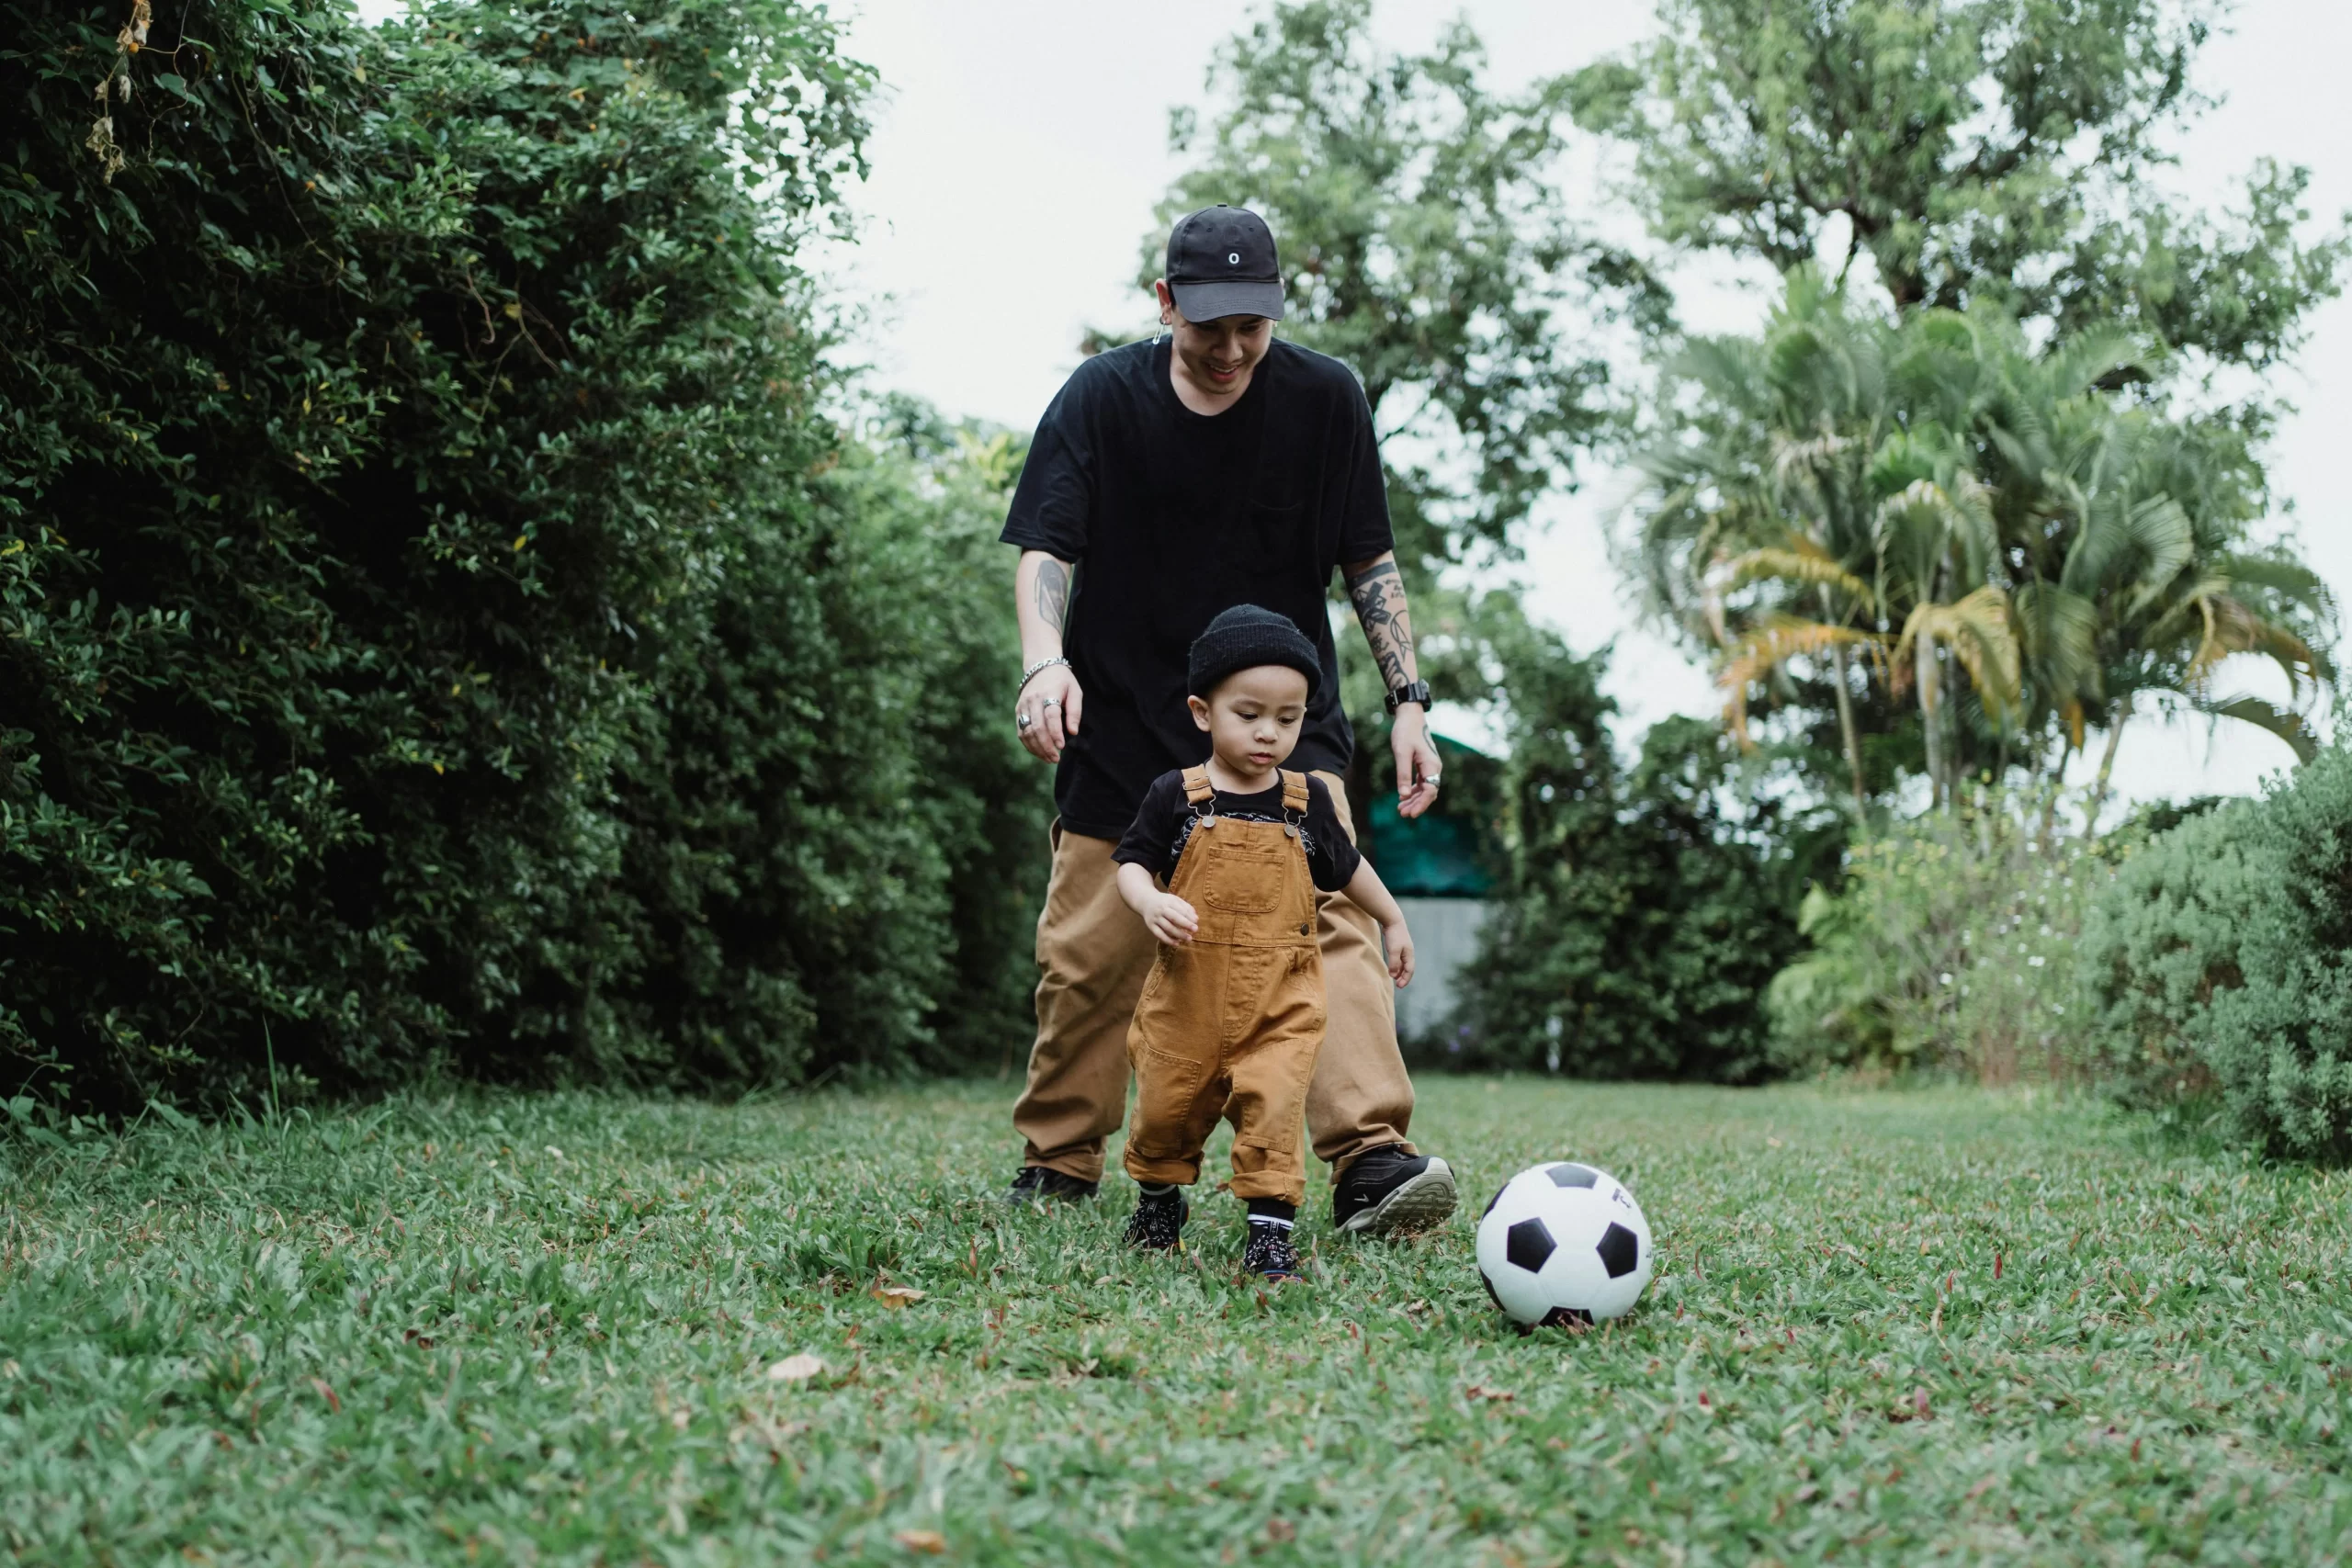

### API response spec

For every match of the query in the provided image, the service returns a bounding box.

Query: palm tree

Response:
[1631,271,1894,810]
[1940,315,2337,827]
[1630,273,2337,816]
[1633,276,2027,811]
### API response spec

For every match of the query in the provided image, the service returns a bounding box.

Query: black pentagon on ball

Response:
[1596,1220,1640,1279]
[1483,1183,1504,1219]
[1546,1163,1600,1189]
[1505,1217,1555,1273]
[1539,1304,1594,1329]
[1480,1269,1506,1313]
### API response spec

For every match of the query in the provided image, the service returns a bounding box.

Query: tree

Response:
[1141,0,1660,574]
[1450,606,1837,1080]
[0,0,1047,1111]
[1572,0,2348,369]
[1628,274,2335,812]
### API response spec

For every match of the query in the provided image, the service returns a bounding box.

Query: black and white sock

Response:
[1246,1198,1296,1232]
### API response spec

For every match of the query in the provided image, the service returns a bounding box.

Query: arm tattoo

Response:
[1033,557,1071,634]
[1345,558,1416,692]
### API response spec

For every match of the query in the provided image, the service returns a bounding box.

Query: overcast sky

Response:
[820,0,2351,805]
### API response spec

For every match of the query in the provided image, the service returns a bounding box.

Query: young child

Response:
[1112,604,1415,1281]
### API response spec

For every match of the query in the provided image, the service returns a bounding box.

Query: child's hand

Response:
[1384,919,1415,987]
[1142,891,1199,947]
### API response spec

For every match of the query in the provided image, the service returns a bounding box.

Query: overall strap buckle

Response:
[1278,770,1309,835]
[1181,764,1216,826]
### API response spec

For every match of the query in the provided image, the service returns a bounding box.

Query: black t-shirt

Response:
[1113,771,1363,894]
[1001,337,1395,840]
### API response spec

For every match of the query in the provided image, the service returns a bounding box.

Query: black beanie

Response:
[1187,604,1322,702]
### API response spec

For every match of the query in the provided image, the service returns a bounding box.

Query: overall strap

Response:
[1181,765,1216,809]
[1279,770,1310,816]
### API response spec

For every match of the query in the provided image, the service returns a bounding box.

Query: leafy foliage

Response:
[1765,785,2137,1078]
[2079,739,2352,1159]
[1446,611,1836,1080]
[0,0,1045,1110]
[1628,273,2335,810]
[1573,0,2349,367]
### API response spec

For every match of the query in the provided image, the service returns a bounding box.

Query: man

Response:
[1000,204,1457,1240]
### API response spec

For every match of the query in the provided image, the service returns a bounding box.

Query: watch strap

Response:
[1384,679,1432,714]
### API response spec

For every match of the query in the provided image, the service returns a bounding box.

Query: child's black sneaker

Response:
[1241,1220,1305,1281]
[1004,1166,1099,1205]
[1122,1185,1189,1251]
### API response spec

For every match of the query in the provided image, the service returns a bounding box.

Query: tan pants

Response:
[1014,770,1417,1184]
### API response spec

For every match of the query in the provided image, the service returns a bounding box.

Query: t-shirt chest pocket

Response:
[1198,836,1288,914]
[1232,493,1312,577]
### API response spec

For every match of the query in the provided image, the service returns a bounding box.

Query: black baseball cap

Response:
[1165,205,1286,323]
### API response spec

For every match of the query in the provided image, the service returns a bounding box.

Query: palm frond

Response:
[1715,617,1894,746]
[2189,593,2329,694]
[1894,587,2023,718]
[1715,546,1876,610]
[2216,552,2340,615]
[2015,581,2105,705]
[2202,695,2320,764]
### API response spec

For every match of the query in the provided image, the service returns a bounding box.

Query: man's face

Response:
[1157,282,1273,399]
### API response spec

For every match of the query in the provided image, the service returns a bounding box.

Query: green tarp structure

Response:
[1364,734,1498,898]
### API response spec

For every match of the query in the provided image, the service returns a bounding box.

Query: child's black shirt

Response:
[1113,770,1363,894]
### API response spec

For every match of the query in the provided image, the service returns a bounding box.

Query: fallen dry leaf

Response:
[893,1529,946,1553]
[872,1284,926,1310]
[766,1353,824,1382]
[1464,1384,1515,1403]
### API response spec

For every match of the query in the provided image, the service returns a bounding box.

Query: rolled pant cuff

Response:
[1023,1145,1108,1185]
[1122,1152,1203,1187]
[1227,1174,1306,1205]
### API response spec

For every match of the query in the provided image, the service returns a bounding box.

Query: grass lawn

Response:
[5,1077,2349,1565]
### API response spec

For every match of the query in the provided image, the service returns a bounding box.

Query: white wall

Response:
[1393,897,1492,1044]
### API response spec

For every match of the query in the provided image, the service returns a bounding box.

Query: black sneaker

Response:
[1241,1222,1305,1281]
[1332,1145,1457,1237]
[1004,1166,1100,1205]
[1122,1186,1189,1251]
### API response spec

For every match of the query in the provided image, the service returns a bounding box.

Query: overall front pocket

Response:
[1198,840,1284,913]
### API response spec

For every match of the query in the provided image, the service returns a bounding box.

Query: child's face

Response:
[1187,665,1311,775]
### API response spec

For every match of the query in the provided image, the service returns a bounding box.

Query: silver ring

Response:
[1040,698,1060,709]
[1015,712,1033,730]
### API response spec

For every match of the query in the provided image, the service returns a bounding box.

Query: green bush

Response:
[2079,745,2352,1159]
[0,0,1046,1110]
[1766,789,2130,1081]
[1449,610,1833,1081]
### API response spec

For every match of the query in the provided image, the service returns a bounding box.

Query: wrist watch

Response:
[1384,679,1432,714]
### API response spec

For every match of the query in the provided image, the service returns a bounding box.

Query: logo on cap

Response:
[1228,253,1239,265]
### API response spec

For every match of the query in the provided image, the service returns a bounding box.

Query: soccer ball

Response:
[1475,1162,1654,1328]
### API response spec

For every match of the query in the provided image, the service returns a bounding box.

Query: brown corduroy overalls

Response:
[1123,766,1328,1205]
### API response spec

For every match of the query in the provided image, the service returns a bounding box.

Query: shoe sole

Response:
[1339,1156,1458,1238]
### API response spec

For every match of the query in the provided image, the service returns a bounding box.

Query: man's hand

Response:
[1012,550,1082,763]
[1382,918,1416,987]
[1017,663,1084,764]
[1139,889,1199,947]
[1391,703,1442,820]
